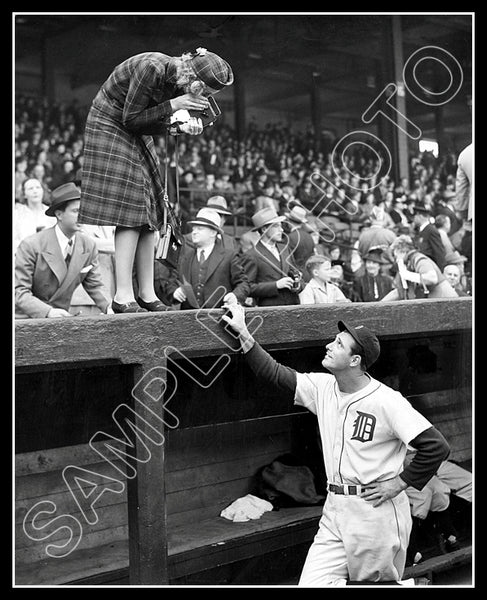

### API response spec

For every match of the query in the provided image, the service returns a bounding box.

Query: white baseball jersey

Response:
[295,372,432,486]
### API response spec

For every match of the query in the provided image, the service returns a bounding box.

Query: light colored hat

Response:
[285,204,308,224]
[206,195,232,215]
[251,207,286,231]
[187,208,222,232]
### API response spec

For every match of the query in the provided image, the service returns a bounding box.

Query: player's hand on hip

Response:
[360,476,407,507]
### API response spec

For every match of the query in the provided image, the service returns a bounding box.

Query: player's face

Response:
[322,332,358,372]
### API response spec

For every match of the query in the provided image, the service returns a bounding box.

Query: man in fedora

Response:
[242,207,304,306]
[169,208,249,310]
[183,195,238,251]
[15,182,112,318]
[353,248,394,302]
[283,204,316,276]
[413,203,447,271]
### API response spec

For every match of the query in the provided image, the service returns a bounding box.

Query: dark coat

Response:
[353,273,394,302]
[79,52,179,229]
[243,241,301,306]
[170,240,249,309]
[415,224,447,271]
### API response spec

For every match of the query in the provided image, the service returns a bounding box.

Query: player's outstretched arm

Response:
[222,301,297,397]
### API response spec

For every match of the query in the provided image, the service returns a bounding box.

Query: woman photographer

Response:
[78,48,233,313]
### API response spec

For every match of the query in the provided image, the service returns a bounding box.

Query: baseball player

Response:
[222,302,450,586]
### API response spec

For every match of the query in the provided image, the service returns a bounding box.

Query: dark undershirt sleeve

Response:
[399,426,450,490]
[244,342,297,401]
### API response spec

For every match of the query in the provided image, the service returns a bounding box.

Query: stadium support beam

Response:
[378,16,410,186]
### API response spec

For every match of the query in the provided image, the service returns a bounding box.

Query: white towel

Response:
[220,494,274,522]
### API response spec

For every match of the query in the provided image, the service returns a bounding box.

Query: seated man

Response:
[404,451,472,565]
[15,182,112,318]
[170,208,249,309]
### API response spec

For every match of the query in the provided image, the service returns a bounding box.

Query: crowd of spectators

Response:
[14,94,472,316]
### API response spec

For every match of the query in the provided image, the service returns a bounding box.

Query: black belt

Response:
[328,483,363,495]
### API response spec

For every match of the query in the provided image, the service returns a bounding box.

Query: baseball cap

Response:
[337,321,381,369]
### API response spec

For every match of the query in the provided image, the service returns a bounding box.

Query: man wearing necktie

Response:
[15,183,112,318]
[170,208,249,309]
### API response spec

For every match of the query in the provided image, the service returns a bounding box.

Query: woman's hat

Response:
[251,207,286,231]
[45,182,80,216]
[187,208,222,232]
[190,48,234,91]
[206,195,233,215]
[363,248,389,264]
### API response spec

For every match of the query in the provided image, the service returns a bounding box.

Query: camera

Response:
[189,95,221,128]
[289,269,302,292]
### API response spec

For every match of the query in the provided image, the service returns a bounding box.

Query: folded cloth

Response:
[220,494,274,522]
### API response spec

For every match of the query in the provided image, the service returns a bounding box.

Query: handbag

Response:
[155,131,184,269]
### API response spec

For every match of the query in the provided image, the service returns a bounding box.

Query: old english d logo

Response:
[351,411,376,442]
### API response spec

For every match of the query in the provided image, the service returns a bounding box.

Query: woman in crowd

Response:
[14,178,56,253]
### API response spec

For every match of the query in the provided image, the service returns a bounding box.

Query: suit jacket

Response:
[286,226,316,274]
[15,226,110,318]
[415,224,447,271]
[243,241,301,306]
[171,239,249,309]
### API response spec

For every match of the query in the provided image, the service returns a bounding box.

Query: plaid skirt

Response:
[78,96,164,230]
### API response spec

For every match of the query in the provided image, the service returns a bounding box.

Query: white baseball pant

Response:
[299,491,412,586]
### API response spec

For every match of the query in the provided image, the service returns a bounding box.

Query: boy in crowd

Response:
[299,254,351,304]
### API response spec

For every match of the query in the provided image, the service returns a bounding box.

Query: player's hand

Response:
[360,476,408,507]
[222,292,238,305]
[170,93,209,112]
[276,276,294,290]
[179,117,203,135]
[221,301,247,335]
[173,287,187,303]
[47,308,73,318]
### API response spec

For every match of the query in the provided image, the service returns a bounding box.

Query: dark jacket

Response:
[243,241,302,306]
[415,223,447,271]
[170,239,249,309]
